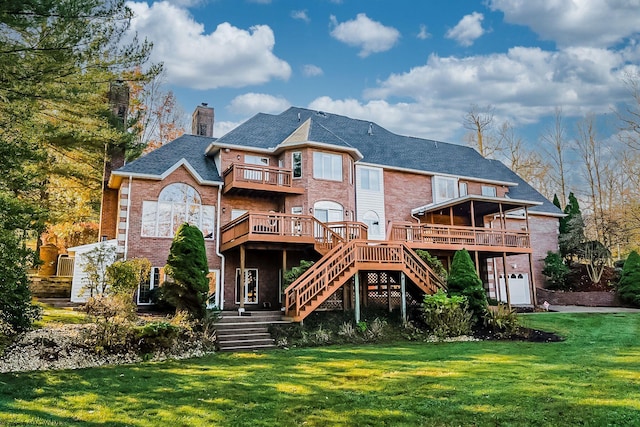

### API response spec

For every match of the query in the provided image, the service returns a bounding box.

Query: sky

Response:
[124,0,640,147]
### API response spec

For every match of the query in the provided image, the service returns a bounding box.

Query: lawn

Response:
[1,313,639,426]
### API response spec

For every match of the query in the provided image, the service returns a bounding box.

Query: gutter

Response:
[123,176,132,260]
[216,185,225,310]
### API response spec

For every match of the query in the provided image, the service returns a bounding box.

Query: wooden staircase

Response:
[215,311,291,352]
[284,241,447,322]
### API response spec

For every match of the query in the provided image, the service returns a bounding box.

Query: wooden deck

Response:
[220,212,367,253]
[388,223,532,254]
[222,163,304,195]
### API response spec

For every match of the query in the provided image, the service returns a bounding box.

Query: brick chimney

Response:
[192,103,214,137]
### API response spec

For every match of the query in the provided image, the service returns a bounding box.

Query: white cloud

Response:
[291,10,310,23]
[329,13,400,57]
[213,120,242,138]
[127,1,291,90]
[417,24,431,40]
[445,12,485,47]
[308,97,461,141]
[302,64,323,77]
[228,93,291,115]
[488,0,640,48]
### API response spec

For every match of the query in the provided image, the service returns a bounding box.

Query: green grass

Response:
[33,304,88,327]
[1,313,639,426]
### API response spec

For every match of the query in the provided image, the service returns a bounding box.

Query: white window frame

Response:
[235,268,259,304]
[292,152,302,179]
[433,176,458,203]
[482,185,497,197]
[140,183,215,239]
[138,267,164,305]
[360,167,381,192]
[313,152,342,181]
[459,182,468,197]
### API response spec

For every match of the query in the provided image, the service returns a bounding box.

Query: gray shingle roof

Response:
[119,107,561,215]
[116,134,221,183]
[216,107,561,215]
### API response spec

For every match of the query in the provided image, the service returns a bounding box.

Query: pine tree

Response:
[447,249,488,323]
[618,251,640,307]
[559,192,586,260]
[163,223,209,319]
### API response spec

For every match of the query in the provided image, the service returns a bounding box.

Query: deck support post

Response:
[502,252,512,310]
[354,272,361,324]
[400,272,407,324]
[528,253,537,307]
[282,249,287,306]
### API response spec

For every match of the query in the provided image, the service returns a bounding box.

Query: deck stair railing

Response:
[284,241,446,322]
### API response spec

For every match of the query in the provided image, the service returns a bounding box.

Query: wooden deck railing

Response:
[220,212,349,253]
[388,223,530,249]
[326,221,368,241]
[222,163,303,194]
[284,241,446,321]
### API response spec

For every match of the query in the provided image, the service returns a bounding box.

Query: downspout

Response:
[216,185,225,310]
[123,176,132,260]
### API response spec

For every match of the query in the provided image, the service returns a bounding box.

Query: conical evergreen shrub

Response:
[447,249,488,323]
[163,223,209,319]
[618,251,640,307]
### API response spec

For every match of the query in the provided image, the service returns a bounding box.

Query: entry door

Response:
[244,155,269,181]
[236,268,258,304]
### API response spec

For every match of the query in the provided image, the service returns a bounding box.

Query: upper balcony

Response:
[222,163,305,196]
[388,222,531,254]
[220,212,368,253]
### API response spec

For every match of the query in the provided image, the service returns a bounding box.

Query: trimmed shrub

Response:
[618,251,640,307]
[163,223,209,319]
[135,321,181,353]
[542,251,570,290]
[447,249,488,323]
[421,290,472,338]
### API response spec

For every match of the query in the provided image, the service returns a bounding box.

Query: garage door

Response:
[498,273,531,305]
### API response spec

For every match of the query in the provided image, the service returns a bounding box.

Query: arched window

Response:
[141,183,215,238]
[313,200,343,223]
[362,210,380,236]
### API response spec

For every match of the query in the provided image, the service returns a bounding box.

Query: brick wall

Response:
[536,288,621,307]
[383,170,432,223]
[125,166,222,270]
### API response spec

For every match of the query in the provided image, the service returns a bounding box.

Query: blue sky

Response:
[125,0,640,146]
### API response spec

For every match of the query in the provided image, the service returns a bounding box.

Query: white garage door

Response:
[498,273,531,305]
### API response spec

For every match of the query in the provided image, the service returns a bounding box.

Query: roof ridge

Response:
[311,120,356,149]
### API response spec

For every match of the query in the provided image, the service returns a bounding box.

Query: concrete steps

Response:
[216,310,291,352]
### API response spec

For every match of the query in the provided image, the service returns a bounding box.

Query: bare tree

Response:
[618,72,640,150]
[540,107,570,208]
[463,104,501,158]
[499,121,553,199]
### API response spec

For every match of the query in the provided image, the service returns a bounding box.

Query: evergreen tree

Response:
[618,251,640,307]
[559,192,586,260]
[447,249,488,323]
[163,224,209,319]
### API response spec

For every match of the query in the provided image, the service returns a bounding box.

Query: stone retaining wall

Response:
[536,288,621,307]
[29,277,72,298]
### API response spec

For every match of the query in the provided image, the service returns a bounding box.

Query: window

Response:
[244,155,269,181]
[313,152,342,181]
[141,183,215,238]
[292,152,302,179]
[482,185,497,197]
[231,209,248,220]
[206,270,219,308]
[459,182,468,197]
[360,168,381,191]
[363,210,380,236]
[314,201,343,223]
[236,268,258,304]
[433,176,458,203]
[138,267,164,305]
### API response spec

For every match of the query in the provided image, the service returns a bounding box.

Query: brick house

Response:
[101,105,562,321]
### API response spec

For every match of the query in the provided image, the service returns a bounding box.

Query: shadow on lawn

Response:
[2,313,640,426]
